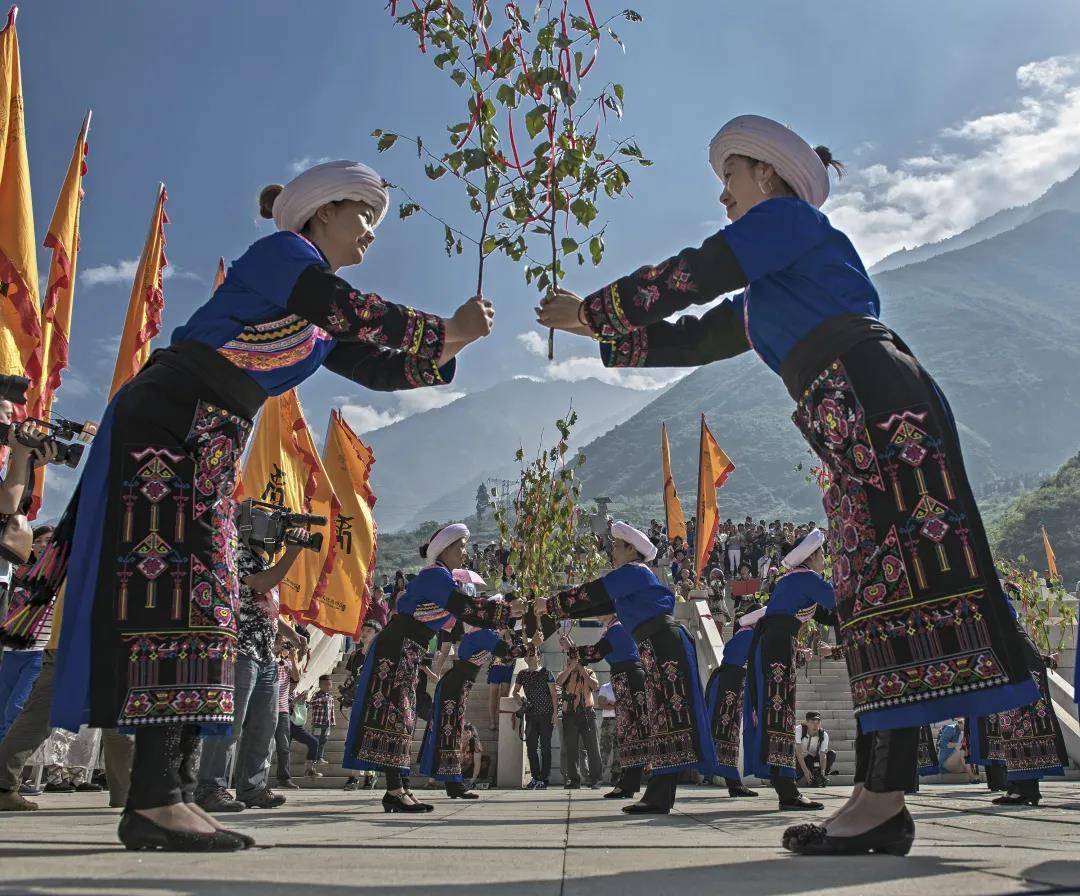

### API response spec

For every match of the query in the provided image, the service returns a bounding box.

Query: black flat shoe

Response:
[382,792,431,814]
[118,811,242,852]
[448,790,479,799]
[779,797,824,811]
[604,789,636,799]
[992,793,1040,807]
[622,801,670,814]
[786,809,915,856]
[402,789,434,811]
[728,786,758,797]
[783,822,825,851]
[220,829,255,849]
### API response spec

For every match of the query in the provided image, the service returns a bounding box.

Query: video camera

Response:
[235,498,326,554]
[0,374,97,468]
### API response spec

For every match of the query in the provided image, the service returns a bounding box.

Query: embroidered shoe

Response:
[535,781,548,790]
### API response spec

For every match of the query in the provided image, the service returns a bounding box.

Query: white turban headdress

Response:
[781,527,826,570]
[611,521,657,563]
[423,523,470,568]
[272,159,390,233]
[709,115,830,208]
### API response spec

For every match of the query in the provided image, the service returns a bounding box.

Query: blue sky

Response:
[18,1,1080,515]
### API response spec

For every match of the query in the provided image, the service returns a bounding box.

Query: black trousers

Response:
[525,715,553,783]
[771,769,803,802]
[617,766,642,794]
[640,772,677,809]
[128,724,201,810]
[797,750,837,781]
[853,724,919,793]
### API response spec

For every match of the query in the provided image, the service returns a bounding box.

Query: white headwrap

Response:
[611,521,657,563]
[782,527,826,570]
[423,523,469,568]
[737,606,766,629]
[272,160,390,233]
[709,115,830,208]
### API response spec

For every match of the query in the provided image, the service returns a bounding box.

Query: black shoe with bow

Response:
[785,808,915,856]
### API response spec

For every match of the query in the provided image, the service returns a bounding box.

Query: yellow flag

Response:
[211,256,225,294]
[1042,526,1059,580]
[695,415,735,577]
[27,112,91,516]
[661,422,687,544]
[319,410,378,636]
[0,7,41,379]
[239,390,339,623]
[108,183,167,399]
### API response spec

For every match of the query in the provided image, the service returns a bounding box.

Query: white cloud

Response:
[289,156,333,174]
[827,53,1080,264]
[340,403,403,434]
[516,331,687,391]
[80,259,201,287]
[396,389,466,415]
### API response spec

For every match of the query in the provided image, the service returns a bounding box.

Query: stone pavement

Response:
[2,783,1080,895]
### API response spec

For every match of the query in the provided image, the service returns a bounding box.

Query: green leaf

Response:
[624,10,643,22]
[495,83,519,108]
[450,68,467,86]
[570,197,598,227]
[482,236,498,255]
[444,224,455,258]
[525,106,548,139]
[589,235,604,265]
[560,238,578,254]
[416,135,423,159]
[399,202,421,219]
[613,83,625,103]
[376,133,399,153]
[424,163,447,180]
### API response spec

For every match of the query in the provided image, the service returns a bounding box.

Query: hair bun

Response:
[258,184,284,219]
[813,146,845,178]
[418,542,429,560]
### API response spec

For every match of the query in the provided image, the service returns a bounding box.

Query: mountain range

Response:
[574,206,1080,521]
[360,376,659,531]
[870,168,1080,273]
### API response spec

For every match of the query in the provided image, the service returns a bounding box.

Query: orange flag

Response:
[240,390,340,626]
[320,410,379,637]
[211,256,225,294]
[661,422,687,544]
[108,183,167,399]
[1042,526,1059,580]
[695,414,735,577]
[0,7,42,380]
[27,111,91,516]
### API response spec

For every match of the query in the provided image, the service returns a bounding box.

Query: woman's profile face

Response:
[719,154,773,222]
[315,199,378,269]
[440,537,467,570]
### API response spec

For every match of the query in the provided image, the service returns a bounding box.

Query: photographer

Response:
[194,521,311,814]
[511,645,557,790]
[0,393,59,616]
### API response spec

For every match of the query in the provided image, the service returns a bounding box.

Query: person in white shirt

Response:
[795,711,836,786]
[596,681,618,783]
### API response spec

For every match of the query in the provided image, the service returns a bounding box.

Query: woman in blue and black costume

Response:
[419,610,526,800]
[703,604,762,799]
[538,114,1042,854]
[743,530,832,813]
[560,614,650,800]
[530,521,718,815]
[965,585,1068,808]
[344,524,519,813]
[34,161,494,851]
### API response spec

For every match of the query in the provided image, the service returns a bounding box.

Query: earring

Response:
[757,180,768,195]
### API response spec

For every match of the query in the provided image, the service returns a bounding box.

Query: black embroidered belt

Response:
[148,340,268,421]
[454,660,482,683]
[780,314,909,402]
[384,612,438,645]
[609,659,645,674]
[632,614,676,641]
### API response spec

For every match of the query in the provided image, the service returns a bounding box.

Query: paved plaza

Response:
[2,783,1080,895]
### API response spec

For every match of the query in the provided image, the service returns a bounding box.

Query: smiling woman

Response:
[537,113,1046,857]
[39,158,498,852]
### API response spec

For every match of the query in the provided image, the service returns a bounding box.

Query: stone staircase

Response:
[791,657,857,784]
